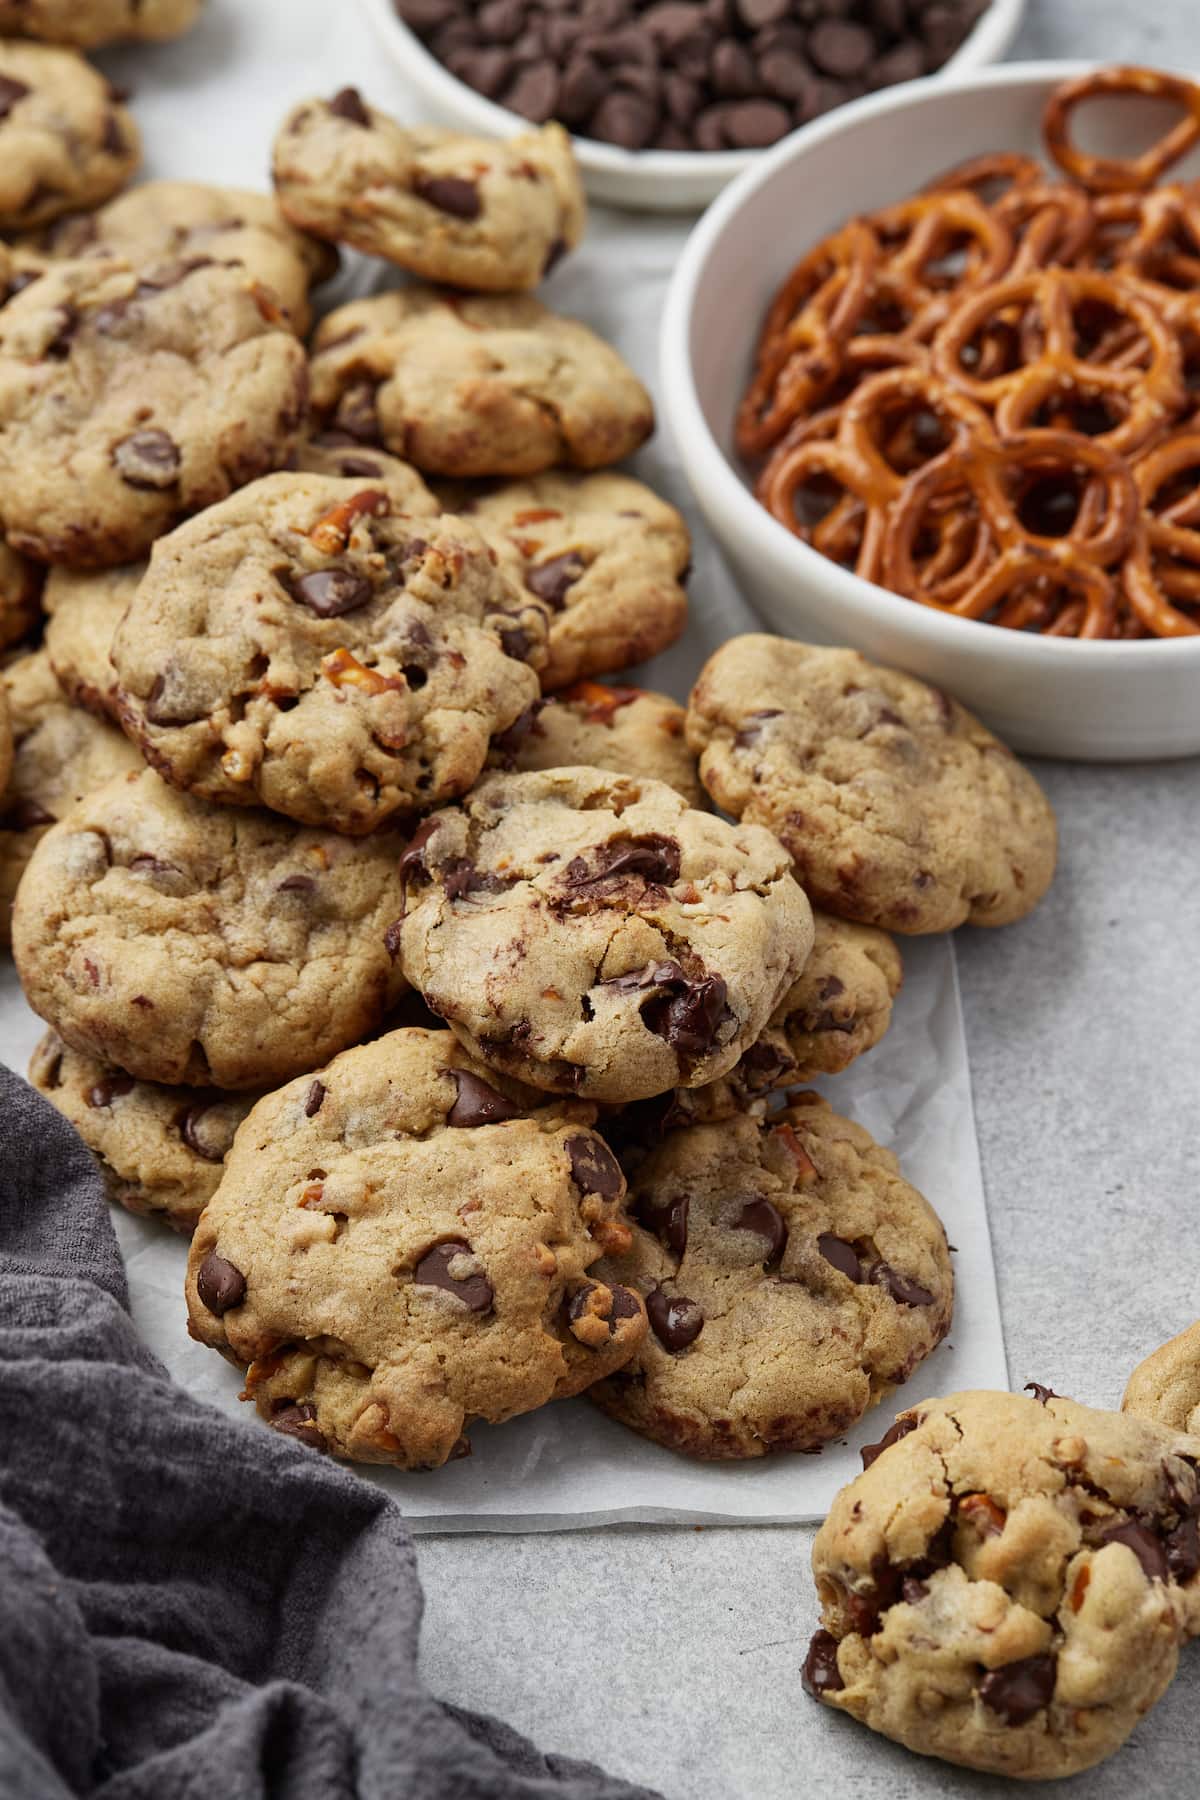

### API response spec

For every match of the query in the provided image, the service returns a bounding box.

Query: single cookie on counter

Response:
[272,91,584,291]
[490,682,704,808]
[0,529,42,651]
[396,765,814,1103]
[0,42,139,231]
[13,767,410,1088]
[44,562,141,719]
[25,179,336,334]
[0,0,203,47]
[309,287,654,479]
[1123,1324,1200,1435]
[185,1027,646,1469]
[587,1092,952,1459]
[111,474,549,833]
[687,637,1057,933]
[0,256,308,567]
[441,471,688,689]
[289,432,438,509]
[804,1388,1200,1779]
[1,647,142,943]
[29,1029,256,1233]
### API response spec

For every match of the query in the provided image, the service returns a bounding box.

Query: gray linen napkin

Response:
[0,1065,662,1800]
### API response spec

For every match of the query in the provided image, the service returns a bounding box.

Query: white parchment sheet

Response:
[0,0,1007,1530]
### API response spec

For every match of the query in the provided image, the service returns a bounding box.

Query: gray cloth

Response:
[0,1066,661,1800]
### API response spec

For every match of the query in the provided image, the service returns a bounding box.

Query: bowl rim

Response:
[660,57,1200,664]
[358,0,1026,185]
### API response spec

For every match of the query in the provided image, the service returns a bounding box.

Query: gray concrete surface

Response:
[415,5,1200,1795]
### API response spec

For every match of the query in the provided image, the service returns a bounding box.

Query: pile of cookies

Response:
[17,23,1189,1789]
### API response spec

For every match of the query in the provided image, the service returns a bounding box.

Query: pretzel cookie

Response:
[397,766,814,1103]
[185,1028,646,1468]
[272,91,584,291]
[806,1388,1200,1778]
[687,637,1057,933]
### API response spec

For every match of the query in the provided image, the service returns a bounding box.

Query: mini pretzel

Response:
[923,152,1044,203]
[1044,66,1200,193]
[1121,432,1200,634]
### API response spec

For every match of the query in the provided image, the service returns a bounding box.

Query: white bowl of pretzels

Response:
[661,62,1200,761]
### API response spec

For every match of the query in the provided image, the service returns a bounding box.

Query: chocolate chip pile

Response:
[394,0,988,152]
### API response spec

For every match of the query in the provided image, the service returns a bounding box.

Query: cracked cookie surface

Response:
[1,647,141,943]
[272,93,584,292]
[309,286,654,479]
[44,562,140,718]
[27,179,335,334]
[1124,1324,1200,1435]
[489,682,704,807]
[441,471,688,688]
[687,637,1057,933]
[0,255,307,567]
[13,767,409,1088]
[0,42,139,231]
[397,765,813,1103]
[111,472,547,833]
[185,1026,646,1469]
[588,1092,951,1459]
[805,1388,1200,1779]
[29,1028,256,1233]
[0,0,202,46]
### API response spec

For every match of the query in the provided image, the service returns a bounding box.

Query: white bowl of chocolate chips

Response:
[361,0,1026,211]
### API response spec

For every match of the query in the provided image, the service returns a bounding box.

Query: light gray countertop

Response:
[415,5,1200,1795]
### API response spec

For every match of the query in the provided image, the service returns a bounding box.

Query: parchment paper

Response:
[0,0,1007,1531]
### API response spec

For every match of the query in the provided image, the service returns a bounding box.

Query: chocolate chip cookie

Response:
[111,473,548,833]
[29,1029,255,1233]
[1124,1325,1200,1436]
[1,647,141,943]
[0,0,203,47]
[587,1092,951,1458]
[44,562,140,719]
[0,43,139,231]
[805,1388,1200,1779]
[185,1026,646,1468]
[442,472,688,689]
[396,766,814,1103]
[27,179,336,334]
[0,256,308,567]
[309,287,654,479]
[13,767,409,1088]
[687,638,1058,933]
[0,530,41,651]
[272,92,584,292]
[490,682,704,807]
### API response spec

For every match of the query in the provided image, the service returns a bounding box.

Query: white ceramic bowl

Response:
[358,0,1026,212]
[660,61,1200,761]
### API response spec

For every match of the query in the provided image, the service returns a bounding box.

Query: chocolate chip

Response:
[567,1281,641,1337]
[590,89,658,151]
[269,1402,328,1453]
[0,76,30,121]
[818,1233,862,1282]
[505,61,560,122]
[808,19,874,77]
[710,38,756,96]
[413,173,482,219]
[1098,1519,1168,1583]
[860,1415,917,1470]
[448,1069,523,1127]
[277,875,316,894]
[736,0,788,24]
[304,1080,326,1118]
[801,1629,844,1699]
[285,568,372,618]
[873,1264,936,1307]
[1024,1382,1059,1406]
[128,854,179,878]
[734,708,781,749]
[640,1193,689,1255]
[399,817,438,884]
[333,382,381,444]
[734,1198,786,1268]
[179,1103,229,1163]
[559,55,607,123]
[566,1133,624,1198]
[441,858,514,901]
[86,1075,134,1108]
[723,98,791,146]
[414,1239,494,1311]
[490,702,542,763]
[329,86,371,124]
[525,551,587,610]
[564,833,681,890]
[978,1653,1057,1726]
[112,430,181,491]
[447,45,515,97]
[646,1288,704,1351]
[759,47,817,102]
[1166,1516,1200,1583]
[196,1252,246,1315]
[102,111,127,155]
